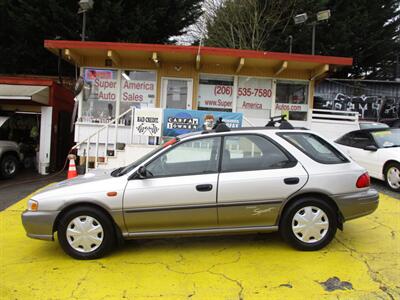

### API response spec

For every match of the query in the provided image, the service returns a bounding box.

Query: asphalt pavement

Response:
[0,169,66,211]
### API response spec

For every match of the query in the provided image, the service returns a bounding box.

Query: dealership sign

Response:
[197,77,234,110]
[237,77,273,111]
[163,109,243,136]
[133,108,163,137]
[121,79,156,104]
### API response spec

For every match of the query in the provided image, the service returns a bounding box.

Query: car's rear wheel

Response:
[0,154,19,178]
[57,206,116,259]
[384,162,400,192]
[280,197,337,251]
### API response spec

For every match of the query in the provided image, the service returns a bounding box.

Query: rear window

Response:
[278,132,348,164]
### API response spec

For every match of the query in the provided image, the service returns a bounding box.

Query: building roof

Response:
[44,40,353,80]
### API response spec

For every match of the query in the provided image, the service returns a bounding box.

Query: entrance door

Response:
[162,78,193,109]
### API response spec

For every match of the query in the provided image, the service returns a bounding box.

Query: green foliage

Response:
[0,0,203,75]
[205,0,400,79]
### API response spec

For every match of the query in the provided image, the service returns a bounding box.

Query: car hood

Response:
[33,168,116,196]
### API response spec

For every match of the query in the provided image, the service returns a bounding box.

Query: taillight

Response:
[356,172,370,188]
[162,138,178,148]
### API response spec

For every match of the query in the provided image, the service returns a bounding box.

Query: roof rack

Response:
[265,115,294,129]
[213,117,231,132]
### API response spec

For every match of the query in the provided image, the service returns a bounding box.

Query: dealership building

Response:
[43,40,353,168]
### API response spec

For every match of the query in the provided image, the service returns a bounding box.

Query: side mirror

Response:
[136,166,148,179]
[364,145,378,152]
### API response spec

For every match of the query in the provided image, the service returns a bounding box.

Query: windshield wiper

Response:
[383,145,400,148]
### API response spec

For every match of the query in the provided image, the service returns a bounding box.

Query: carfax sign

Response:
[163,109,243,137]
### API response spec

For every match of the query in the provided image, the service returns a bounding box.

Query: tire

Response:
[57,206,116,259]
[280,197,337,251]
[0,155,19,178]
[384,162,400,192]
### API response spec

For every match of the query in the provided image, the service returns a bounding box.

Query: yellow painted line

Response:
[0,191,399,299]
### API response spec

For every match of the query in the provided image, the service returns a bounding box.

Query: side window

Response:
[221,135,293,172]
[352,132,374,149]
[335,133,353,146]
[279,132,348,164]
[146,137,221,177]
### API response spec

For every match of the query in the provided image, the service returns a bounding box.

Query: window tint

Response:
[221,135,293,172]
[146,137,220,177]
[352,132,374,149]
[335,133,354,146]
[279,133,348,164]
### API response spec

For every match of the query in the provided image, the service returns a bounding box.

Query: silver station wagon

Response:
[22,120,379,259]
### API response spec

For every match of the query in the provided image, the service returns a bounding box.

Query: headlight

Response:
[27,199,39,211]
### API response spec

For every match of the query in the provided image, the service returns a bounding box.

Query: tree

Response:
[203,0,400,79]
[0,0,203,75]
[202,0,297,50]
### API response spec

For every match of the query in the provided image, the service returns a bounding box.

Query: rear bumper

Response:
[21,210,59,241]
[333,189,379,222]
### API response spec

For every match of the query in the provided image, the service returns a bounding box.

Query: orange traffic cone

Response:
[67,154,78,179]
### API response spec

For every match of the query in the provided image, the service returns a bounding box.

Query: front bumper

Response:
[21,210,59,241]
[334,189,379,222]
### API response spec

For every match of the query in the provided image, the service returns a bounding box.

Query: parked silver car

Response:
[22,125,379,259]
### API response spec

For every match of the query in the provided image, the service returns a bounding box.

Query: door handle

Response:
[196,184,213,192]
[284,177,300,185]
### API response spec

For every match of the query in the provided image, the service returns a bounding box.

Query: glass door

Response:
[162,78,193,109]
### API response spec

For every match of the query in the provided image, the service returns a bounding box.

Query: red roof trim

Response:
[44,40,353,66]
[0,76,54,86]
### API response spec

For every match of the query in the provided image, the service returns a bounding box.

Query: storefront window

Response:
[236,77,273,125]
[120,70,157,112]
[81,68,118,123]
[275,81,309,121]
[197,75,233,112]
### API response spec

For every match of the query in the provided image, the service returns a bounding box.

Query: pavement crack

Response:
[207,269,244,300]
[334,237,397,300]
[70,269,91,300]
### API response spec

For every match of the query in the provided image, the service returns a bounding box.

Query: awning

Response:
[0,84,49,105]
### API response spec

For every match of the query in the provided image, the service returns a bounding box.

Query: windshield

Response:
[371,129,400,148]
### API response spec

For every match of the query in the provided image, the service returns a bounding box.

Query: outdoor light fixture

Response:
[78,0,94,41]
[294,10,331,55]
[317,10,331,21]
[78,0,94,12]
[293,13,308,25]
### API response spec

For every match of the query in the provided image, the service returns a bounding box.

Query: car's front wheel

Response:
[384,162,400,192]
[57,206,116,259]
[280,197,337,251]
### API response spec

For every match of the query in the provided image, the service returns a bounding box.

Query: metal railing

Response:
[71,107,135,173]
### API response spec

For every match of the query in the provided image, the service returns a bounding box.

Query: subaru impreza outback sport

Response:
[22,126,379,259]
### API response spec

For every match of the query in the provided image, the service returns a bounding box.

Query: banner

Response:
[133,108,163,137]
[163,109,243,137]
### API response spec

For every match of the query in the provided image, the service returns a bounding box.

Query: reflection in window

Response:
[222,135,292,172]
[80,68,118,123]
[276,81,309,121]
[146,137,221,177]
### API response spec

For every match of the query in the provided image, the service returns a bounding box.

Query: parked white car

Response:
[335,128,400,191]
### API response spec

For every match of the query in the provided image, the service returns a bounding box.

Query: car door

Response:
[123,136,221,233]
[217,134,308,228]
